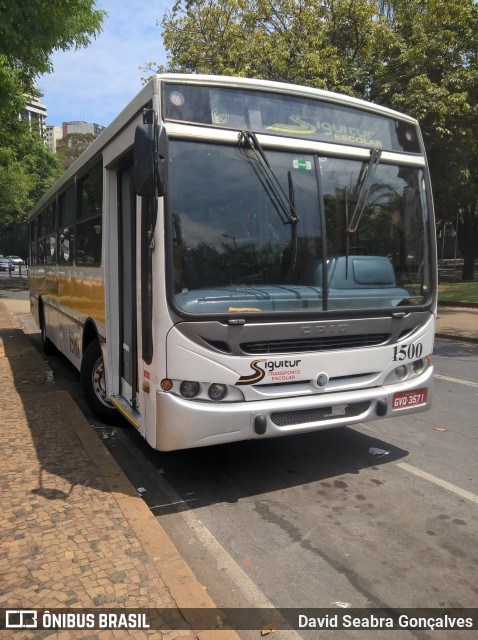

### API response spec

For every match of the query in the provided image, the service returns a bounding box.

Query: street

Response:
[4,288,478,640]
[113,338,478,640]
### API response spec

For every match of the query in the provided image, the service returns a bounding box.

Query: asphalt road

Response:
[115,338,478,640]
[5,289,477,640]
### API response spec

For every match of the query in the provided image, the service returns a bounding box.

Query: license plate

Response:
[392,388,427,409]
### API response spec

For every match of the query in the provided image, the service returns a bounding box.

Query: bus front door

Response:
[118,166,138,410]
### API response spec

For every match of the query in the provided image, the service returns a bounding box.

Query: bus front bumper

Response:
[154,366,433,451]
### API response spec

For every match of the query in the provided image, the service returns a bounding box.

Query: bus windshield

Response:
[169,140,432,315]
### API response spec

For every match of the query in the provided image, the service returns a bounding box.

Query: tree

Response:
[0,123,62,257]
[56,133,96,169]
[0,1,104,123]
[0,1,104,258]
[145,0,384,95]
[149,0,478,280]
[370,0,478,280]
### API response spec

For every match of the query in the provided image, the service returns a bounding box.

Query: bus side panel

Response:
[60,313,83,370]
[57,270,105,370]
[30,294,39,328]
[29,269,40,328]
[30,267,46,329]
[44,295,61,350]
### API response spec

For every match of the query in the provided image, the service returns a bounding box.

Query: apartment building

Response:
[62,121,105,137]
[20,95,47,135]
[45,124,63,152]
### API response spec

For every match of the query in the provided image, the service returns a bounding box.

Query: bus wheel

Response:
[81,340,118,422]
[40,306,55,355]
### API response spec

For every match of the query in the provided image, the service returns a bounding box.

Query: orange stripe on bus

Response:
[30,273,105,324]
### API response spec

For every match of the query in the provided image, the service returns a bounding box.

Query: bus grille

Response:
[241,334,389,355]
[271,402,370,427]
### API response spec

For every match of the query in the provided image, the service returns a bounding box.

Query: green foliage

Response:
[0,55,26,122]
[0,0,105,115]
[56,133,96,169]
[0,147,33,219]
[0,0,104,256]
[148,0,478,279]
[147,0,383,95]
[0,1,104,72]
[371,0,478,279]
[0,123,62,255]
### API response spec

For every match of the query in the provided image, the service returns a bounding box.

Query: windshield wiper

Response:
[238,130,299,225]
[342,147,381,279]
[347,148,382,234]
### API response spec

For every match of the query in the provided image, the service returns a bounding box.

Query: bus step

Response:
[110,395,141,429]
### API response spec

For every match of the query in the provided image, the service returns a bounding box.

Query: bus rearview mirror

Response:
[133,123,167,197]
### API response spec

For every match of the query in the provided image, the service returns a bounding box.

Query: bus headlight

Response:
[395,365,408,380]
[180,380,200,398]
[170,380,244,402]
[208,383,227,401]
[384,355,431,386]
[412,358,425,374]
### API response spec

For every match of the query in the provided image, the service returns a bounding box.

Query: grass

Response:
[438,281,478,303]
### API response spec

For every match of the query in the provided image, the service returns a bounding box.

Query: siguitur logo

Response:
[237,359,302,385]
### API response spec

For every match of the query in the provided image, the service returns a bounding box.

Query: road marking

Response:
[397,462,478,503]
[434,373,478,388]
[157,479,303,640]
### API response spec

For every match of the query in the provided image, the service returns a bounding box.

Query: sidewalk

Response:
[436,305,478,343]
[0,300,239,640]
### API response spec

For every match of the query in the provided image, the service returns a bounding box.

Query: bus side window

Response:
[58,226,74,264]
[30,242,37,266]
[45,234,57,265]
[37,239,45,265]
[76,217,102,266]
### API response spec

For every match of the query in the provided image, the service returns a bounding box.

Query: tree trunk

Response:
[462,254,476,281]
[457,208,478,281]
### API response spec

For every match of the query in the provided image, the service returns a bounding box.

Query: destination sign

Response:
[163,82,421,153]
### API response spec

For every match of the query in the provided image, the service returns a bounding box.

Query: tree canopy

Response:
[0,122,62,256]
[147,0,478,278]
[56,133,96,170]
[0,1,104,120]
[372,0,478,278]
[0,0,105,257]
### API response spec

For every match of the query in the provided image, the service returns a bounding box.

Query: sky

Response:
[37,0,172,128]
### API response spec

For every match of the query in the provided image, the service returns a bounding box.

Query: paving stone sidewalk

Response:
[436,306,478,343]
[0,302,238,640]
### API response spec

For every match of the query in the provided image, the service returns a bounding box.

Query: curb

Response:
[438,301,478,309]
[0,277,29,290]
[0,301,240,640]
[435,332,478,345]
[60,394,239,640]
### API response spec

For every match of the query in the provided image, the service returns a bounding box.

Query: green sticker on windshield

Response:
[293,159,312,170]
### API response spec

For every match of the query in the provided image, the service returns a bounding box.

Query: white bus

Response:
[28,74,436,451]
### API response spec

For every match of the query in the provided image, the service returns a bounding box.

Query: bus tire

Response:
[81,340,118,423]
[40,305,56,356]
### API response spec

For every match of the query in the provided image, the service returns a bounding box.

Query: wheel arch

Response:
[80,330,118,422]
[82,318,102,356]
[31,294,40,326]
[38,295,56,355]
[38,295,47,323]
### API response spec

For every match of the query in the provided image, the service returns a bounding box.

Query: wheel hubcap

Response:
[92,356,113,408]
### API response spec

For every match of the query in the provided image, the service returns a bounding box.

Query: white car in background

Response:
[7,256,24,265]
